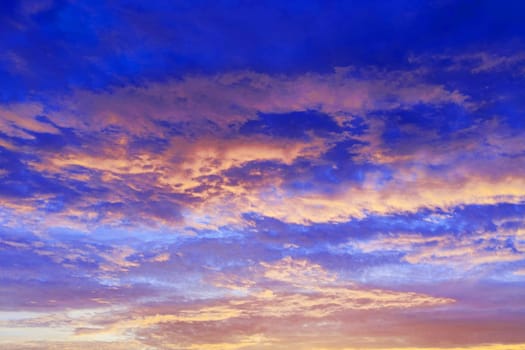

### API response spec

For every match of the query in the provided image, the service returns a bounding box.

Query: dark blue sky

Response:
[2,0,525,99]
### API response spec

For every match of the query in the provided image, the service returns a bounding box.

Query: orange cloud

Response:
[47,69,467,134]
[0,103,59,139]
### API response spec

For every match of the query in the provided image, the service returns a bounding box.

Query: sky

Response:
[1,0,525,349]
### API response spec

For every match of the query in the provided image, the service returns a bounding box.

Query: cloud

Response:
[411,52,525,74]
[148,252,170,263]
[0,103,59,139]
[352,228,524,270]
[44,68,467,135]
[2,60,497,233]
[10,255,449,347]
[260,256,337,286]
[4,66,523,232]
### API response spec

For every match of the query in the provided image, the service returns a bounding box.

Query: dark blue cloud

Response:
[0,145,78,199]
[239,110,340,140]
[373,103,480,145]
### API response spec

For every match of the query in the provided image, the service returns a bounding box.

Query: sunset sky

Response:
[1,1,525,349]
